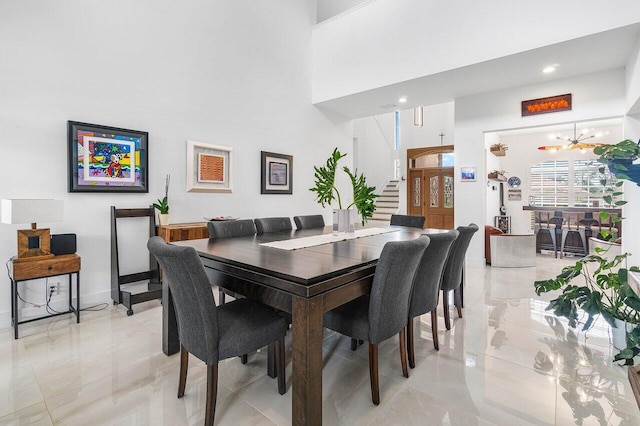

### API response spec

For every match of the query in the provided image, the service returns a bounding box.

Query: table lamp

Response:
[1,199,64,262]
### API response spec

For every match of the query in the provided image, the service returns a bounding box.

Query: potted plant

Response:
[309,148,378,233]
[153,174,171,226]
[593,139,640,186]
[535,139,640,366]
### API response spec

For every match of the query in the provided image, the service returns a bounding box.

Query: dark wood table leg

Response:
[163,282,180,356]
[292,295,323,426]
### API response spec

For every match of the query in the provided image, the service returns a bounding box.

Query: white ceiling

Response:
[314,24,640,119]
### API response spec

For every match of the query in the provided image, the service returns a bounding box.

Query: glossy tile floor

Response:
[2,255,640,425]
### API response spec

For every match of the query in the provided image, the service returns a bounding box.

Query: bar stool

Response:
[561,212,587,257]
[534,211,558,258]
[579,212,600,253]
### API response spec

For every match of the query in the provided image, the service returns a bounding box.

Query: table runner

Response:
[260,227,400,250]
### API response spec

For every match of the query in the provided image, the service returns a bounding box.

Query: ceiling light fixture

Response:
[542,65,556,74]
[538,123,605,151]
[398,97,407,103]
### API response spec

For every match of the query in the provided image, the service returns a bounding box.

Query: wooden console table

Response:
[10,254,81,339]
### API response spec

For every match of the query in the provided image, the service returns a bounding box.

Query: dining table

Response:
[162,225,447,426]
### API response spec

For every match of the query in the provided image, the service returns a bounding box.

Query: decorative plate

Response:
[507,176,521,188]
[204,216,238,221]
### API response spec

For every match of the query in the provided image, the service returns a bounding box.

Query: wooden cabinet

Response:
[157,222,209,243]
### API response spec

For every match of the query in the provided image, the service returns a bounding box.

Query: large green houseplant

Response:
[534,139,640,365]
[310,148,378,225]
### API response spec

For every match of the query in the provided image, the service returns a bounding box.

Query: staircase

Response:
[369,180,400,223]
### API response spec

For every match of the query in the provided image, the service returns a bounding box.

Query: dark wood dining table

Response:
[162,226,445,426]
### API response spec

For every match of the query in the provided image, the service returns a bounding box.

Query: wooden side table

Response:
[10,254,81,339]
[156,222,209,243]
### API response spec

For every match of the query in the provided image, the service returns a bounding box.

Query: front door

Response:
[408,168,454,229]
[407,146,455,230]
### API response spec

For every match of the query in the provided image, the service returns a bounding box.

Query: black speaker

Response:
[51,234,77,255]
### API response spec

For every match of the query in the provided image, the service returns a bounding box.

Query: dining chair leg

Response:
[454,287,463,318]
[407,317,416,369]
[267,342,277,378]
[205,364,218,426]
[351,338,358,351]
[368,343,380,405]
[442,290,451,330]
[399,328,409,378]
[275,337,286,395]
[430,309,439,351]
[178,345,188,398]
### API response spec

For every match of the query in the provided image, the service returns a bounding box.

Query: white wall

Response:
[312,0,640,103]
[0,0,353,327]
[456,69,626,265]
[622,115,640,260]
[627,36,640,114]
[484,133,502,228]
[316,0,371,23]
[353,103,454,213]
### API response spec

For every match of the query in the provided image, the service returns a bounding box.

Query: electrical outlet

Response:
[49,282,60,296]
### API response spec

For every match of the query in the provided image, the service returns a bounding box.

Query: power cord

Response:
[45,277,64,315]
[7,256,45,309]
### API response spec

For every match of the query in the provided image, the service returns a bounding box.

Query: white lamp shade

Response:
[1,199,64,225]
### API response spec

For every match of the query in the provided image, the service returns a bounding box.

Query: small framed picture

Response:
[261,151,292,194]
[67,121,149,193]
[187,141,233,193]
[460,166,477,182]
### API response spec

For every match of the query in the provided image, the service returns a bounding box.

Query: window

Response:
[530,159,615,207]
[394,110,400,151]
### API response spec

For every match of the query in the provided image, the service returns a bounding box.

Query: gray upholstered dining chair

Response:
[254,217,292,234]
[407,230,458,366]
[323,236,430,405]
[441,223,479,330]
[293,214,325,230]
[207,219,256,239]
[147,236,287,426]
[390,214,425,228]
[207,219,256,305]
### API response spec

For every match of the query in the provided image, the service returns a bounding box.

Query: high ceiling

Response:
[314,24,640,119]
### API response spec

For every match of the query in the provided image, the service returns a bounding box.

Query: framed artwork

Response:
[186,141,233,193]
[460,166,477,182]
[521,93,571,116]
[67,121,148,193]
[261,151,293,194]
[508,189,522,201]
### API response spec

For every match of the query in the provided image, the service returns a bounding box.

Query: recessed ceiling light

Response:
[398,97,407,103]
[542,66,556,74]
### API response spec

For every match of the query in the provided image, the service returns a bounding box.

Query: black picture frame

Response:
[67,121,149,193]
[261,151,292,194]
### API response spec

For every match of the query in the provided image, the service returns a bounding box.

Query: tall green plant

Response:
[153,174,171,214]
[310,148,378,225]
[535,139,640,365]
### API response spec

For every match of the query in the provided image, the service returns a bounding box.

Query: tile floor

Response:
[1,256,640,425]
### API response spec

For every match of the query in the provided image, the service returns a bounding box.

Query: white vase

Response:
[333,208,355,236]
[158,213,170,226]
[612,318,636,350]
